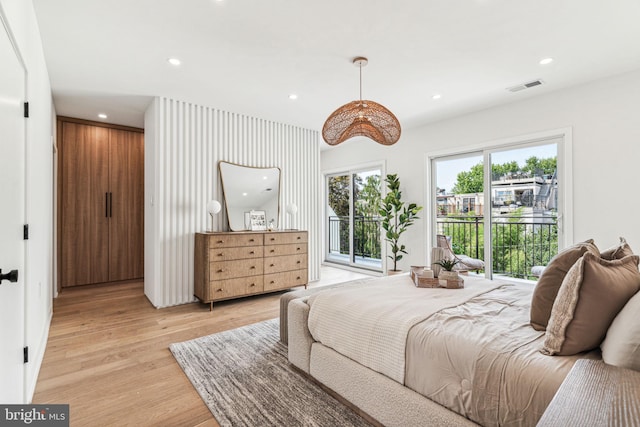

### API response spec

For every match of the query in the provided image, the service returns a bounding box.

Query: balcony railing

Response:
[437,214,558,279]
[328,215,382,262]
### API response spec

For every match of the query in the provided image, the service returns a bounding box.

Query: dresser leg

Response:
[209,302,213,311]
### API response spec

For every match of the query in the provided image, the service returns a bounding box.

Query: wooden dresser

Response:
[194,231,308,309]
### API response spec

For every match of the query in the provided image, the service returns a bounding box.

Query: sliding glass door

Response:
[432,137,562,280]
[326,167,383,271]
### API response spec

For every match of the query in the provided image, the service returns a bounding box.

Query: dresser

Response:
[194,231,308,310]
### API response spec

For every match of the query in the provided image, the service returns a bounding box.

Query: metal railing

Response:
[328,215,382,261]
[437,214,558,279]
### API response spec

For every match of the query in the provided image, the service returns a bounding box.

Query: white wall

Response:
[145,97,321,308]
[0,0,54,401]
[322,69,640,272]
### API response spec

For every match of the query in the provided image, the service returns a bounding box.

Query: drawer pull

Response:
[297,261,301,264]
[297,236,301,240]
[249,238,255,242]
[270,237,275,241]
[250,266,256,270]
[217,253,224,257]
[217,240,224,244]
[216,288,223,292]
[270,249,275,253]
[296,276,301,280]
[270,280,275,284]
[250,283,256,287]
[217,269,224,273]
[249,251,255,254]
[297,247,301,251]
[270,264,275,267]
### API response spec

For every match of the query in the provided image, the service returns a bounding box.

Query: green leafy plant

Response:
[379,173,423,272]
[434,258,459,271]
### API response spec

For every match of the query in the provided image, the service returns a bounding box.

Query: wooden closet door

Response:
[108,129,144,281]
[60,122,110,287]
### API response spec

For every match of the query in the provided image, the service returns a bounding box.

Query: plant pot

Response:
[438,271,459,281]
[387,270,404,276]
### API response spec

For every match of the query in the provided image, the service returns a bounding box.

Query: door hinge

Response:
[24,102,29,118]
[24,346,29,363]
[23,224,29,240]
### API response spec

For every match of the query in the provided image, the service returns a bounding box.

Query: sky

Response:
[436,143,557,193]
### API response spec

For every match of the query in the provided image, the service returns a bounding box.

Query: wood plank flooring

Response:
[32,266,371,426]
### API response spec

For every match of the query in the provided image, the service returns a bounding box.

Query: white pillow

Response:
[601,291,640,371]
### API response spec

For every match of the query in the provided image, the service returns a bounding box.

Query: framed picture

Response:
[249,210,267,231]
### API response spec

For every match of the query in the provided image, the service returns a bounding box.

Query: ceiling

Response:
[33,0,640,142]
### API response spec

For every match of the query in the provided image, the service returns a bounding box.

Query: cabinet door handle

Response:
[109,192,113,217]
[105,193,108,217]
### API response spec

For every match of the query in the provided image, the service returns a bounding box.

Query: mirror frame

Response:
[218,161,282,231]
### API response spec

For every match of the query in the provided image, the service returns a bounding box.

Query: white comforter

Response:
[307,274,504,383]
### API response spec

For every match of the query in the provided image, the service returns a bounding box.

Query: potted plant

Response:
[434,258,459,280]
[379,173,423,273]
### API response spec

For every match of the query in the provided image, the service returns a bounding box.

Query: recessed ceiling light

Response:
[289,94,298,100]
[242,192,248,196]
[98,113,107,119]
[432,94,442,100]
[539,57,554,65]
[167,58,181,66]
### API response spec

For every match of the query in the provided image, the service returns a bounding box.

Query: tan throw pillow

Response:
[601,291,640,371]
[600,237,634,260]
[530,239,599,331]
[542,253,640,356]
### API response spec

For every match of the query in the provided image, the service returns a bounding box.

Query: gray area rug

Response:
[170,318,371,427]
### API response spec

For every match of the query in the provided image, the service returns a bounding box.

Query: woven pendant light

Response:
[322,57,401,146]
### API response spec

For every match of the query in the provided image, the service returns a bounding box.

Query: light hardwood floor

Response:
[33,266,371,426]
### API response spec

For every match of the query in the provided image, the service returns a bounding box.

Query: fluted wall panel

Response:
[145,97,321,308]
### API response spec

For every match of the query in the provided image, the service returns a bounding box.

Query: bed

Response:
[287,274,600,427]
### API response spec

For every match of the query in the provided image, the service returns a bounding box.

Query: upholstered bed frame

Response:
[287,296,476,427]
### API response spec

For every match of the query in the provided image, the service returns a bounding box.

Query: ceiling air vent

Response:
[507,79,544,93]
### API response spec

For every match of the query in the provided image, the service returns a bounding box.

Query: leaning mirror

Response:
[219,161,281,231]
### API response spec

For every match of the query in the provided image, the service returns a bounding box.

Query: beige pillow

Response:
[542,253,640,356]
[600,237,634,260]
[530,240,599,331]
[601,291,640,371]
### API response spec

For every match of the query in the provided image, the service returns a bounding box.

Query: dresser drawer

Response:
[264,253,308,274]
[209,276,264,301]
[208,233,263,248]
[264,243,307,257]
[209,246,263,261]
[210,259,263,280]
[264,269,308,292]
[264,232,307,245]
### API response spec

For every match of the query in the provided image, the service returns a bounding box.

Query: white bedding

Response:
[307,274,505,383]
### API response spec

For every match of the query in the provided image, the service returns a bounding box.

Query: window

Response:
[325,166,383,271]
[429,130,571,280]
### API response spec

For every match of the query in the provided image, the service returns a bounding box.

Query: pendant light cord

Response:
[359,62,363,101]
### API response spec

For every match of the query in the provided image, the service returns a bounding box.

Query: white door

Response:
[0,12,26,403]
